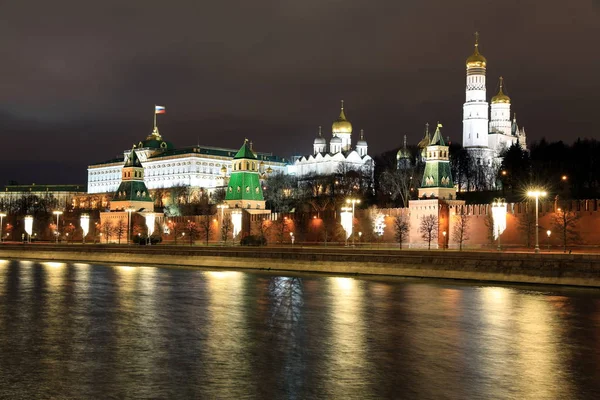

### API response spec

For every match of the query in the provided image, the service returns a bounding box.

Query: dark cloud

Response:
[0,0,598,184]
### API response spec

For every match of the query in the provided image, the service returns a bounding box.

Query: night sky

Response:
[2,1,599,184]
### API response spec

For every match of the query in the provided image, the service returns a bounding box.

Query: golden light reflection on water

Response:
[327,276,370,397]
[205,270,249,398]
[515,296,572,399]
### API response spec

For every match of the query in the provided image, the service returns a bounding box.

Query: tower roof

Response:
[397,135,411,159]
[430,123,446,146]
[314,126,326,145]
[417,123,431,149]
[332,100,352,134]
[125,148,142,167]
[233,139,257,160]
[466,32,487,68]
[357,129,367,146]
[491,76,511,104]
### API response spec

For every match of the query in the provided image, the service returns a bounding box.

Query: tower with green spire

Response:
[110,147,154,211]
[225,139,266,210]
[418,123,456,200]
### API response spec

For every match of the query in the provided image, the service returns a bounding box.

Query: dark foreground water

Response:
[1,260,600,399]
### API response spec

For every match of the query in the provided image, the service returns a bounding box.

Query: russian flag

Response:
[155,105,166,114]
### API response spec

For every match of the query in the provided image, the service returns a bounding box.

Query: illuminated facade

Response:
[87,125,287,195]
[462,33,527,165]
[288,101,374,179]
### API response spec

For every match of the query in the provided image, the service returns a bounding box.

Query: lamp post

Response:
[290,231,294,246]
[442,231,447,250]
[125,207,136,245]
[546,230,551,251]
[491,198,507,251]
[80,214,90,244]
[0,212,6,243]
[217,204,228,244]
[24,215,33,243]
[358,231,362,245]
[340,206,353,247]
[527,190,547,253]
[346,198,361,246]
[53,210,63,243]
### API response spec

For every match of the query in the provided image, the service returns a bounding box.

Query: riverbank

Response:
[1,244,600,287]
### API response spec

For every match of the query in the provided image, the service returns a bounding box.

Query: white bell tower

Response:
[463,32,489,149]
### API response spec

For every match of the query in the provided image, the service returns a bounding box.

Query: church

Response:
[462,33,527,166]
[287,101,374,180]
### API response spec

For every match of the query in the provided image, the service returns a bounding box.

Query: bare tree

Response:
[274,217,291,244]
[101,221,114,243]
[253,218,272,244]
[483,212,496,247]
[419,214,438,250]
[197,215,212,245]
[394,215,410,249]
[379,168,418,208]
[185,220,201,246]
[115,219,126,244]
[452,208,470,251]
[551,206,580,253]
[517,205,535,248]
[221,215,232,244]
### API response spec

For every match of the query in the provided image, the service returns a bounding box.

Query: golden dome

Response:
[332,100,352,134]
[466,32,487,68]
[417,123,431,149]
[491,77,510,104]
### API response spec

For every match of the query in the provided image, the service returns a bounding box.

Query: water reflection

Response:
[0,261,599,399]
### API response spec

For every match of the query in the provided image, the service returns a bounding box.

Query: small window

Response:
[237,186,241,193]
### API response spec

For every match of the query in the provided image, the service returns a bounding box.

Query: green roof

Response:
[225,171,264,201]
[430,124,446,146]
[125,149,142,167]
[421,160,454,188]
[138,138,174,150]
[234,141,257,160]
[112,181,152,202]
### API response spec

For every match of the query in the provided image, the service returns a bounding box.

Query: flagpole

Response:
[153,105,157,130]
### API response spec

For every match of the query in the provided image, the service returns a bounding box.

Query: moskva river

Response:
[1,259,599,399]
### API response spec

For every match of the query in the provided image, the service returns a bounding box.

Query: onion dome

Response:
[356,129,367,147]
[330,136,342,145]
[314,126,326,145]
[331,100,352,134]
[266,166,273,174]
[466,32,487,68]
[220,165,227,174]
[491,76,510,104]
[417,123,431,149]
[397,135,411,159]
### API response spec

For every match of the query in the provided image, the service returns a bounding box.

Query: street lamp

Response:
[24,215,33,243]
[527,190,547,253]
[145,213,155,245]
[290,231,295,246]
[346,198,361,246]
[358,231,362,244]
[442,231,447,250]
[547,230,551,251]
[491,198,507,251]
[340,206,353,246]
[53,210,63,243]
[217,204,229,244]
[80,214,90,244]
[125,207,136,245]
[0,212,6,243]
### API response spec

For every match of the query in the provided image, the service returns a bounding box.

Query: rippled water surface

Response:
[1,259,600,399]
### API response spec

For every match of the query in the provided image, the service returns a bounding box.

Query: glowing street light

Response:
[53,210,63,243]
[340,206,353,246]
[491,198,507,251]
[346,198,361,246]
[125,207,136,245]
[0,212,6,243]
[24,215,33,243]
[290,231,295,246]
[145,213,156,245]
[547,230,551,250]
[442,231,447,250]
[217,204,229,244]
[80,214,90,244]
[527,190,547,253]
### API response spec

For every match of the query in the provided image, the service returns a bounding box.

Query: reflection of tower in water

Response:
[268,276,305,339]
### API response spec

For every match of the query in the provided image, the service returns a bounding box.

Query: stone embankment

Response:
[1,244,600,288]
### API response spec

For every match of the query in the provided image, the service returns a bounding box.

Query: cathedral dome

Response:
[332,100,352,134]
[466,33,486,68]
[330,136,342,144]
[314,126,326,144]
[356,129,367,147]
[491,77,510,104]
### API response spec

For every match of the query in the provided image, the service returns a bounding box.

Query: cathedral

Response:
[288,101,374,179]
[462,33,527,165]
